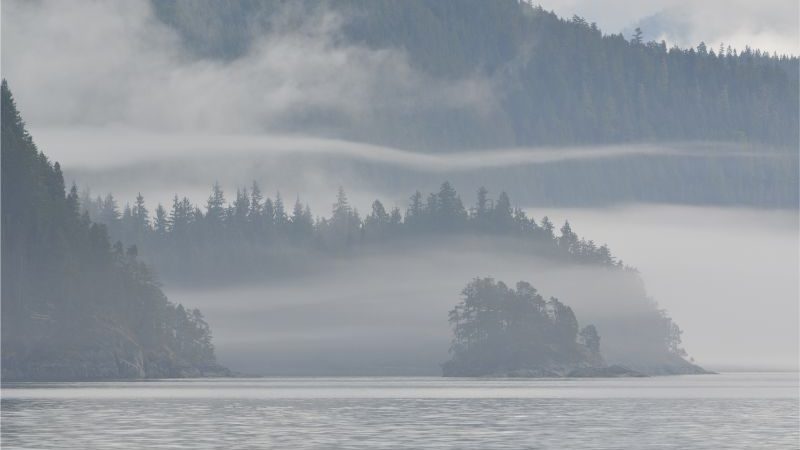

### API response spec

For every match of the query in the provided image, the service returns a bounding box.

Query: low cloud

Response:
[2,0,497,138]
[34,127,677,171]
[166,207,799,375]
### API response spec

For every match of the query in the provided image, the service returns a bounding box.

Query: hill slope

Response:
[153,0,799,150]
[1,81,227,380]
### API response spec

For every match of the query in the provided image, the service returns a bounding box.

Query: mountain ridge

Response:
[152,0,799,150]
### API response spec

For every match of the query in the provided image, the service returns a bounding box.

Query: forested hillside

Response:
[83,182,623,283]
[153,0,799,150]
[1,81,226,380]
[83,180,701,375]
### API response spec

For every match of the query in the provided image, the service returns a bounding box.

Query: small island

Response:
[443,277,643,378]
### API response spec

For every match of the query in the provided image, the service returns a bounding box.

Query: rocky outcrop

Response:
[445,361,646,378]
[1,319,230,381]
[2,347,230,381]
[615,359,712,375]
[566,365,646,377]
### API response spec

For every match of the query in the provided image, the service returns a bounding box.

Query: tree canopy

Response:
[443,277,605,376]
[154,0,799,149]
[1,81,223,380]
[83,181,624,283]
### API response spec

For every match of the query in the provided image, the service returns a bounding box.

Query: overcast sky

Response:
[536,0,799,55]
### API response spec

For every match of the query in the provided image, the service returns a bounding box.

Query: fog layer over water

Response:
[7,0,791,372]
[167,238,645,375]
[163,204,797,375]
[30,131,794,373]
[56,139,796,212]
[527,205,799,371]
[43,134,796,374]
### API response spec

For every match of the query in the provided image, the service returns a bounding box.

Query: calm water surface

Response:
[2,373,797,449]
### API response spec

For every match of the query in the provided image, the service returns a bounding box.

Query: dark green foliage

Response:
[442,277,602,376]
[89,180,693,372]
[152,0,799,149]
[1,81,221,380]
[579,324,601,354]
[87,182,625,283]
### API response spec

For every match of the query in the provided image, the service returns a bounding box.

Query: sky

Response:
[527,205,799,371]
[536,0,799,55]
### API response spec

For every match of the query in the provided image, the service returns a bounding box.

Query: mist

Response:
[163,237,668,375]
[158,203,797,375]
[2,0,498,143]
[3,1,797,447]
[7,0,797,159]
[3,0,796,376]
[35,121,795,375]
[527,205,800,371]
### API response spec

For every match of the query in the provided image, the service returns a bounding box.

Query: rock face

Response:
[444,361,646,378]
[565,365,646,378]
[2,347,231,381]
[442,356,713,378]
[443,359,712,378]
[616,355,711,376]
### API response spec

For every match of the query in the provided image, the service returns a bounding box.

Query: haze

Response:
[2,0,797,374]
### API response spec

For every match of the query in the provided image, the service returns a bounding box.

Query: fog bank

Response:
[166,238,672,375]
[527,204,799,371]
[163,205,798,374]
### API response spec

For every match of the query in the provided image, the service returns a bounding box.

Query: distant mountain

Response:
[152,0,798,150]
[1,81,227,380]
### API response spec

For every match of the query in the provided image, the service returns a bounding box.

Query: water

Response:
[2,373,797,449]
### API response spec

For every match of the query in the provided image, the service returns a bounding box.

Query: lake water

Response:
[2,373,797,449]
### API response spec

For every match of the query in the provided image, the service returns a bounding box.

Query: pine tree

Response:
[558,221,578,253]
[249,181,263,220]
[154,204,169,237]
[493,191,512,231]
[206,182,226,227]
[631,27,643,45]
[273,192,288,232]
[132,193,149,237]
[100,194,120,226]
[290,196,313,240]
[474,186,489,220]
[405,191,424,228]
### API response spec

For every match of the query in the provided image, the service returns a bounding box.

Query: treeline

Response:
[82,181,623,282]
[154,0,799,149]
[1,81,222,379]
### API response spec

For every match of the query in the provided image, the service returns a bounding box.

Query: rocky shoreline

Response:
[444,361,712,378]
[2,333,231,382]
[2,354,231,382]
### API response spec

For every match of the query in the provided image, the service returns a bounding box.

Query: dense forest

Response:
[443,277,628,377]
[81,182,622,283]
[153,0,799,150]
[80,180,704,375]
[1,81,225,380]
